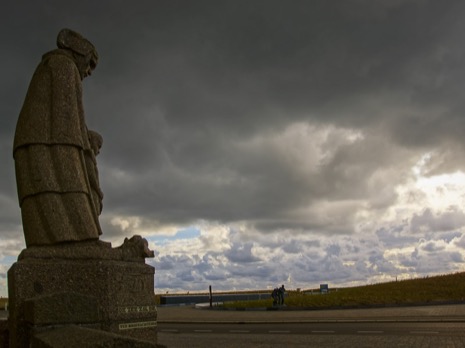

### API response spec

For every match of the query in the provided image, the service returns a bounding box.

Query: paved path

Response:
[157,303,465,323]
[157,304,465,347]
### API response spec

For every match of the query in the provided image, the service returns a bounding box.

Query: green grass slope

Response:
[223,272,465,309]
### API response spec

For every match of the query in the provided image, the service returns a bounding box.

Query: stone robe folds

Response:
[14,49,102,247]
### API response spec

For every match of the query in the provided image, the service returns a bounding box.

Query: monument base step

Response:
[8,257,157,347]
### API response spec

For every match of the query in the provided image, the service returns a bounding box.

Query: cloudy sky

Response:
[2,0,465,296]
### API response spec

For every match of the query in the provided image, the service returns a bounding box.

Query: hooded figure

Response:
[13,29,103,247]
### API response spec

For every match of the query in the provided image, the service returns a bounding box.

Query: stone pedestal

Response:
[8,256,157,347]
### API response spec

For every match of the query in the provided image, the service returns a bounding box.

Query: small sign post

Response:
[209,285,213,308]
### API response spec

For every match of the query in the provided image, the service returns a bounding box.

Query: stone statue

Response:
[13,28,102,247]
[9,29,158,348]
[87,130,104,215]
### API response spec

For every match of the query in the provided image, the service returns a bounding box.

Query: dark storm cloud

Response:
[83,0,465,231]
[3,1,465,247]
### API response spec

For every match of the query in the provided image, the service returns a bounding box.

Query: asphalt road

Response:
[158,321,465,336]
[157,322,465,348]
[157,304,465,347]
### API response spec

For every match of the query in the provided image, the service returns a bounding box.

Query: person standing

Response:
[278,284,286,305]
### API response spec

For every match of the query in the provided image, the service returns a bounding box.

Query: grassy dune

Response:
[223,272,465,309]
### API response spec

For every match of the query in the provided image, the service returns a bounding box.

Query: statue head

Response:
[57,28,98,79]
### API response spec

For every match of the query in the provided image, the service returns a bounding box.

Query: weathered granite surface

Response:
[24,292,100,325]
[9,257,157,347]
